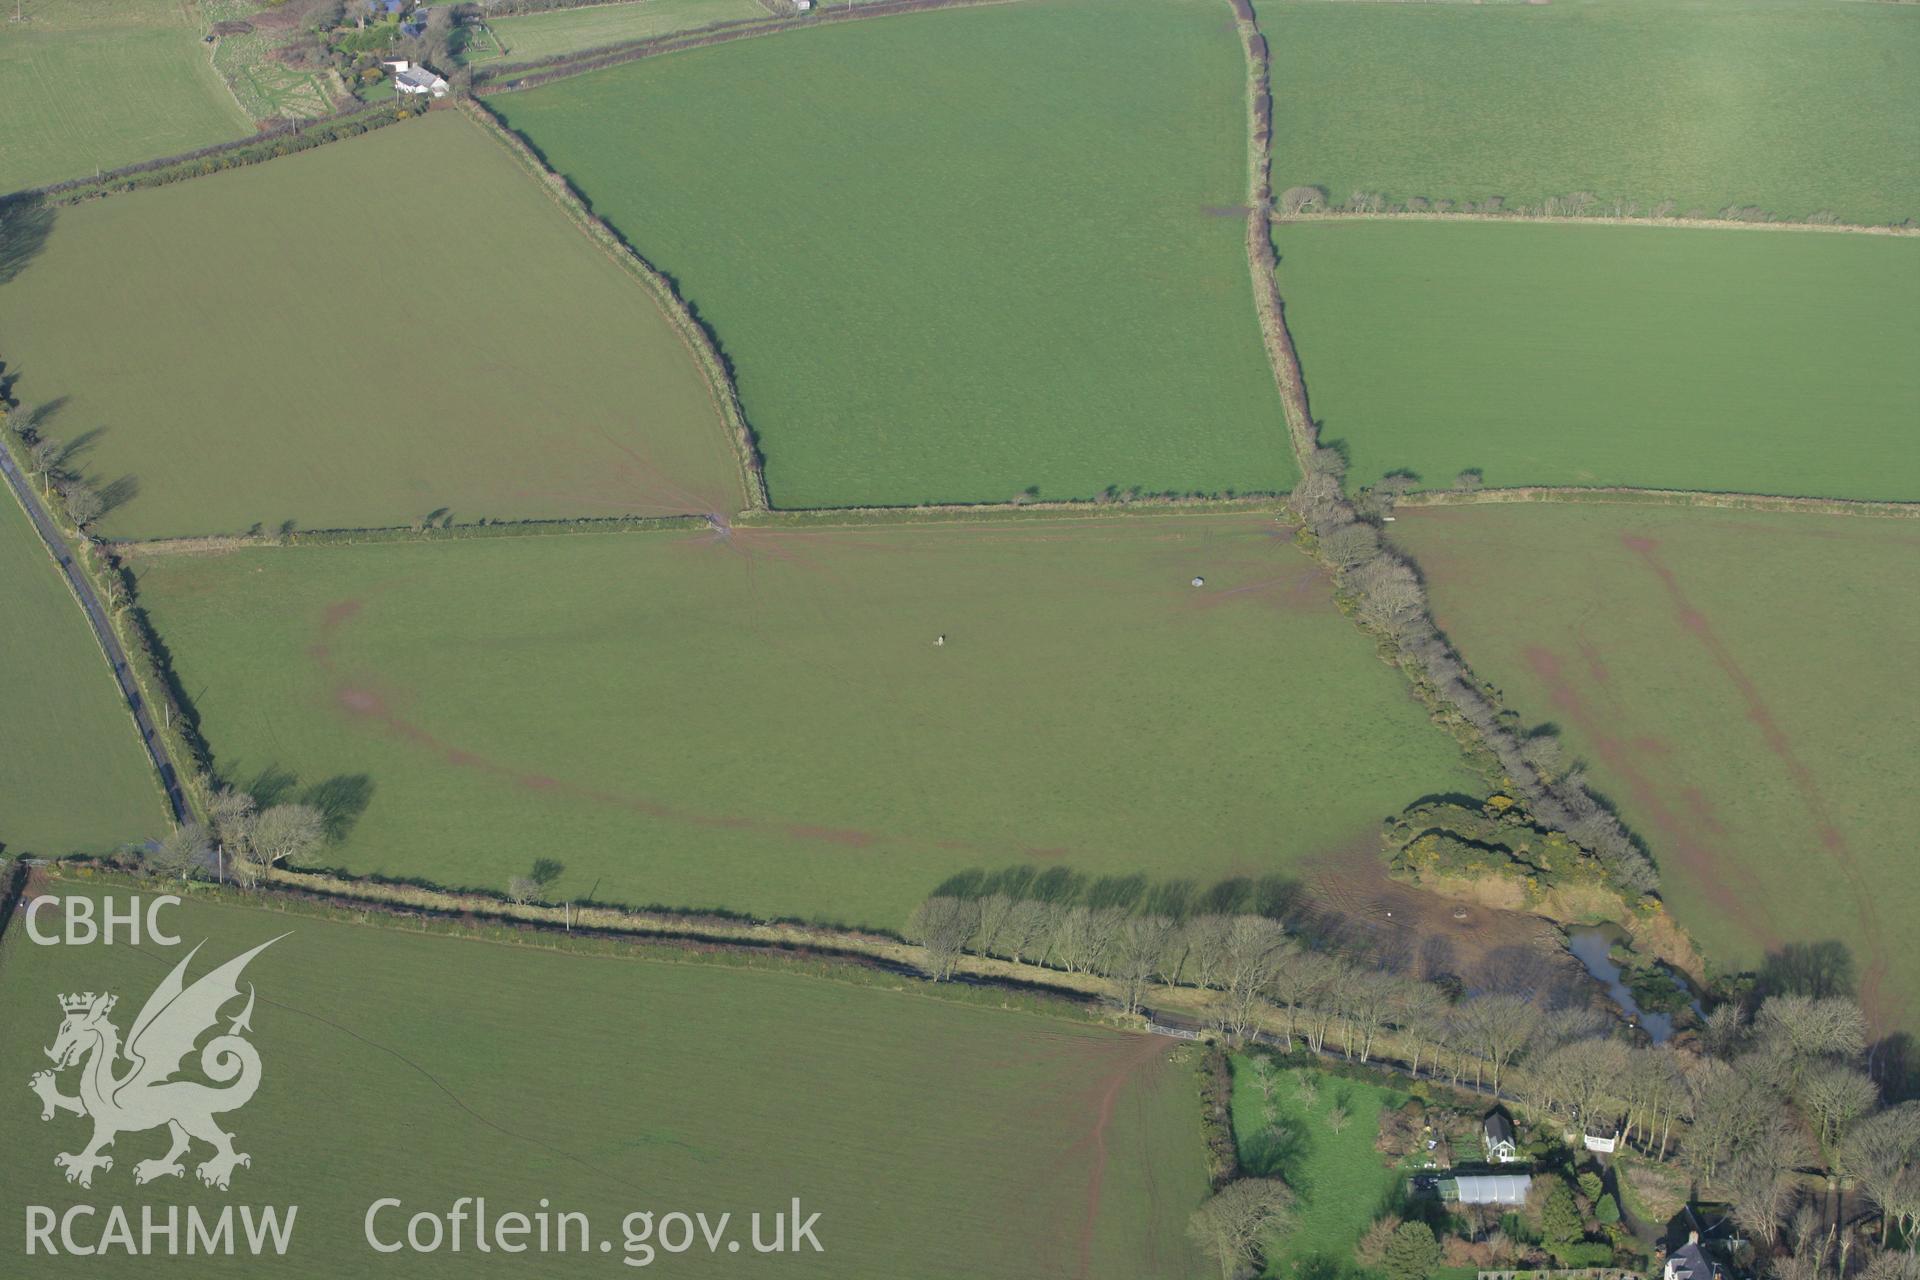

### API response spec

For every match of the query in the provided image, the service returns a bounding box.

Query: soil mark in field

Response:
[1622,534,1891,1020]
[308,593,1087,864]
[1522,645,1768,947]
[1024,1032,1170,1280]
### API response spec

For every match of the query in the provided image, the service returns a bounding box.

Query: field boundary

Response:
[1275,208,1920,238]
[472,0,1027,94]
[458,99,771,511]
[7,101,410,205]
[1232,0,1318,467]
[28,858,1681,1137]
[1396,486,1920,519]
[0,431,185,826]
[110,495,1286,557]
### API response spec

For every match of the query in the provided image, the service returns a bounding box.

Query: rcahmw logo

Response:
[23,935,301,1259]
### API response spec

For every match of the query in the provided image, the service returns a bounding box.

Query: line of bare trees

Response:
[1287,448,1658,897]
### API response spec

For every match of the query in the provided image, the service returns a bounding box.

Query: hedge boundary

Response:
[458,99,770,511]
[1232,1,1318,467]
[8,102,414,206]
[472,0,1024,94]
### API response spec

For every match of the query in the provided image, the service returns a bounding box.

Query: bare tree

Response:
[1541,1036,1630,1132]
[1105,914,1177,1015]
[1756,995,1869,1083]
[58,478,103,526]
[1840,1103,1920,1244]
[1279,185,1328,217]
[1454,992,1540,1095]
[250,802,326,873]
[1216,917,1289,1044]
[147,822,209,880]
[1188,1177,1294,1280]
[1799,1065,1878,1150]
[905,896,979,982]
[207,785,257,881]
[506,875,538,905]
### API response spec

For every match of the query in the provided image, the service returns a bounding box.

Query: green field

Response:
[0,111,745,540]
[1274,221,1920,500]
[132,513,1481,928]
[495,0,1293,509]
[0,879,1211,1277]
[0,0,253,194]
[1267,0,1920,226]
[1392,503,1920,1031]
[1231,1057,1408,1279]
[0,487,165,855]
[479,0,767,65]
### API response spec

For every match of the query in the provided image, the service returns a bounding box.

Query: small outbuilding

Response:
[1482,1108,1519,1163]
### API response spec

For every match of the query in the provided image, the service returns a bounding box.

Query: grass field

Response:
[0,0,252,195]
[495,0,1293,509]
[131,513,1482,928]
[0,879,1211,1277]
[1392,504,1920,1032]
[0,111,745,540]
[1231,1057,1407,1280]
[1266,0,1920,226]
[477,0,768,65]
[0,489,166,856]
[1274,221,1920,501]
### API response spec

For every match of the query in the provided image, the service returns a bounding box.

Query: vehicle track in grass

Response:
[1621,533,1891,1022]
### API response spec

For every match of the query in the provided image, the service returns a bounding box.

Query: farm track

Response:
[1398,486,1920,520]
[0,446,186,824]
[1275,209,1919,238]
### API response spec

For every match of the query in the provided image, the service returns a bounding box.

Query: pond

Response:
[1566,923,1680,1043]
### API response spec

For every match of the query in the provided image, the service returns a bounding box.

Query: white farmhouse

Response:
[395,65,449,98]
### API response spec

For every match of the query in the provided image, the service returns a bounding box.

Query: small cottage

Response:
[395,65,450,98]
[1482,1108,1519,1163]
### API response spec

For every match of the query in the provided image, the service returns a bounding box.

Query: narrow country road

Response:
[0,446,187,825]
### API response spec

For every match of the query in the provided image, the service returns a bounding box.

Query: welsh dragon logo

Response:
[28,936,284,1191]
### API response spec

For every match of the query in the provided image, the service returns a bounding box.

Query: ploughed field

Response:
[0,0,251,195]
[1392,504,1920,1031]
[493,0,1293,509]
[1274,221,1920,501]
[0,879,1211,1277]
[0,111,744,540]
[0,492,165,855]
[1266,0,1920,226]
[130,513,1482,929]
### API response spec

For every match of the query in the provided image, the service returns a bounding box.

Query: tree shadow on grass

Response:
[0,195,56,287]
[235,765,375,844]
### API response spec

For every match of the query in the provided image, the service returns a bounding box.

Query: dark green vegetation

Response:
[0,492,165,855]
[1392,503,1920,1030]
[1267,0,1920,226]
[1230,1057,1406,1280]
[0,112,744,539]
[495,0,1293,509]
[1275,221,1920,500]
[132,514,1482,927]
[0,0,251,195]
[0,879,1211,1277]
